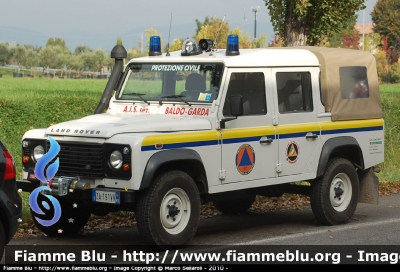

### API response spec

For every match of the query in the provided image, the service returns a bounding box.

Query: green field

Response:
[378,84,400,182]
[0,77,399,221]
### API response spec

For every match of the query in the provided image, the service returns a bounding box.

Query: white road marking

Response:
[238,217,400,245]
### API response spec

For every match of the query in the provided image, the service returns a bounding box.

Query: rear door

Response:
[271,68,321,178]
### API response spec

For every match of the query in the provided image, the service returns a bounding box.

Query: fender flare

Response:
[317,136,364,177]
[140,149,207,190]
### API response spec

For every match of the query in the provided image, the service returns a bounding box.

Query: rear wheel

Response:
[212,194,256,215]
[136,170,201,248]
[31,194,91,236]
[310,158,359,225]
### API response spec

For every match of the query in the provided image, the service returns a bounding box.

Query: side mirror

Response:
[230,95,243,117]
[219,95,243,129]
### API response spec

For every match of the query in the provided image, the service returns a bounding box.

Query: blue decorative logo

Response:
[29,136,62,226]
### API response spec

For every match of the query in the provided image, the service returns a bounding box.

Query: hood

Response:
[46,113,212,138]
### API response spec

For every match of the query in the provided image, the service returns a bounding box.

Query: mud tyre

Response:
[310,158,359,225]
[136,171,201,248]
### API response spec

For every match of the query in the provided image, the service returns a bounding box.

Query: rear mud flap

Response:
[358,168,379,205]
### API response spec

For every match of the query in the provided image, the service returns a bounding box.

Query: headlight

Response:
[110,150,123,169]
[33,145,45,162]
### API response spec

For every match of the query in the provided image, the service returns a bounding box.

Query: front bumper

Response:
[16,179,135,205]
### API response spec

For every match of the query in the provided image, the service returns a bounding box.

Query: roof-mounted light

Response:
[149,36,162,56]
[181,38,201,56]
[199,39,214,52]
[226,34,240,56]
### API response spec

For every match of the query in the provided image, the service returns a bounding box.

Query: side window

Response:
[223,72,267,116]
[276,72,313,113]
[339,66,369,99]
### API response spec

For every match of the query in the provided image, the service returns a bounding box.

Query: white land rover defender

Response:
[19,35,384,248]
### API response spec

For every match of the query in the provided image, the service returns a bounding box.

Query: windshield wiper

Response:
[123,92,150,105]
[161,95,191,106]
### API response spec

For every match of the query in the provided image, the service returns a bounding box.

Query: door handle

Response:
[260,138,273,144]
[306,133,318,140]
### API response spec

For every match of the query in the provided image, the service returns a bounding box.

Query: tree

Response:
[70,54,84,76]
[342,30,361,50]
[195,16,211,36]
[23,48,40,72]
[168,38,184,52]
[264,0,365,46]
[46,38,67,49]
[364,33,382,53]
[371,0,400,49]
[40,46,59,73]
[195,17,229,48]
[82,51,97,74]
[74,45,92,55]
[0,43,10,65]
[230,27,252,49]
[10,45,26,73]
[251,34,267,48]
[94,49,108,74]
[325,15,358,48]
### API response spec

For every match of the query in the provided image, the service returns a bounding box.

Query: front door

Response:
[219,69,276,185]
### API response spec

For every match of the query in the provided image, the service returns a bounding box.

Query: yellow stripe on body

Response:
[142,131,220,146]
[278,123,320,134]
[320,119,384,131]
[222,126,276,140]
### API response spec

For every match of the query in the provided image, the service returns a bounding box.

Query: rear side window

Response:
[339,66,369,99]
[276,72,313,113]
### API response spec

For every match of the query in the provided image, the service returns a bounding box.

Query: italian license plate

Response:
[92,190,120,204]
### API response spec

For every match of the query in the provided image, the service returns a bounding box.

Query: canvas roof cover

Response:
[296,46,382,121]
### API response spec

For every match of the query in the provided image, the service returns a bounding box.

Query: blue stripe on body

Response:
[279,131,319,139]
[222,135,275,144]
[322,126,383,135]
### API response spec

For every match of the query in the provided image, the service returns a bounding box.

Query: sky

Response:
[0,0,378,52]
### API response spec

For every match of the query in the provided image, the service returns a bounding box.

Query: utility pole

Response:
[141,32,143,54]
[362,8,365,51]
[251,6,260,39]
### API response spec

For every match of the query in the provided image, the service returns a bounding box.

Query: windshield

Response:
[118,63,224,104]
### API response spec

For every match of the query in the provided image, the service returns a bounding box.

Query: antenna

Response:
[242,7,247,31]
[210,15,226,56]
[166,13,172,56]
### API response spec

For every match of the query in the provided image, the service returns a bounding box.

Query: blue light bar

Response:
[149,36,162,56]
[226,34,240,56]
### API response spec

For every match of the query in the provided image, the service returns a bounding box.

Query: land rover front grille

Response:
[47,142,104,178]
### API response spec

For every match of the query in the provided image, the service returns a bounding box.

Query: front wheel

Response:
[31,194,91,236]
[136,170,200,248]
[310,158,359,225]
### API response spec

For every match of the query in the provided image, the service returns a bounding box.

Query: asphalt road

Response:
[3,193,400,265]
